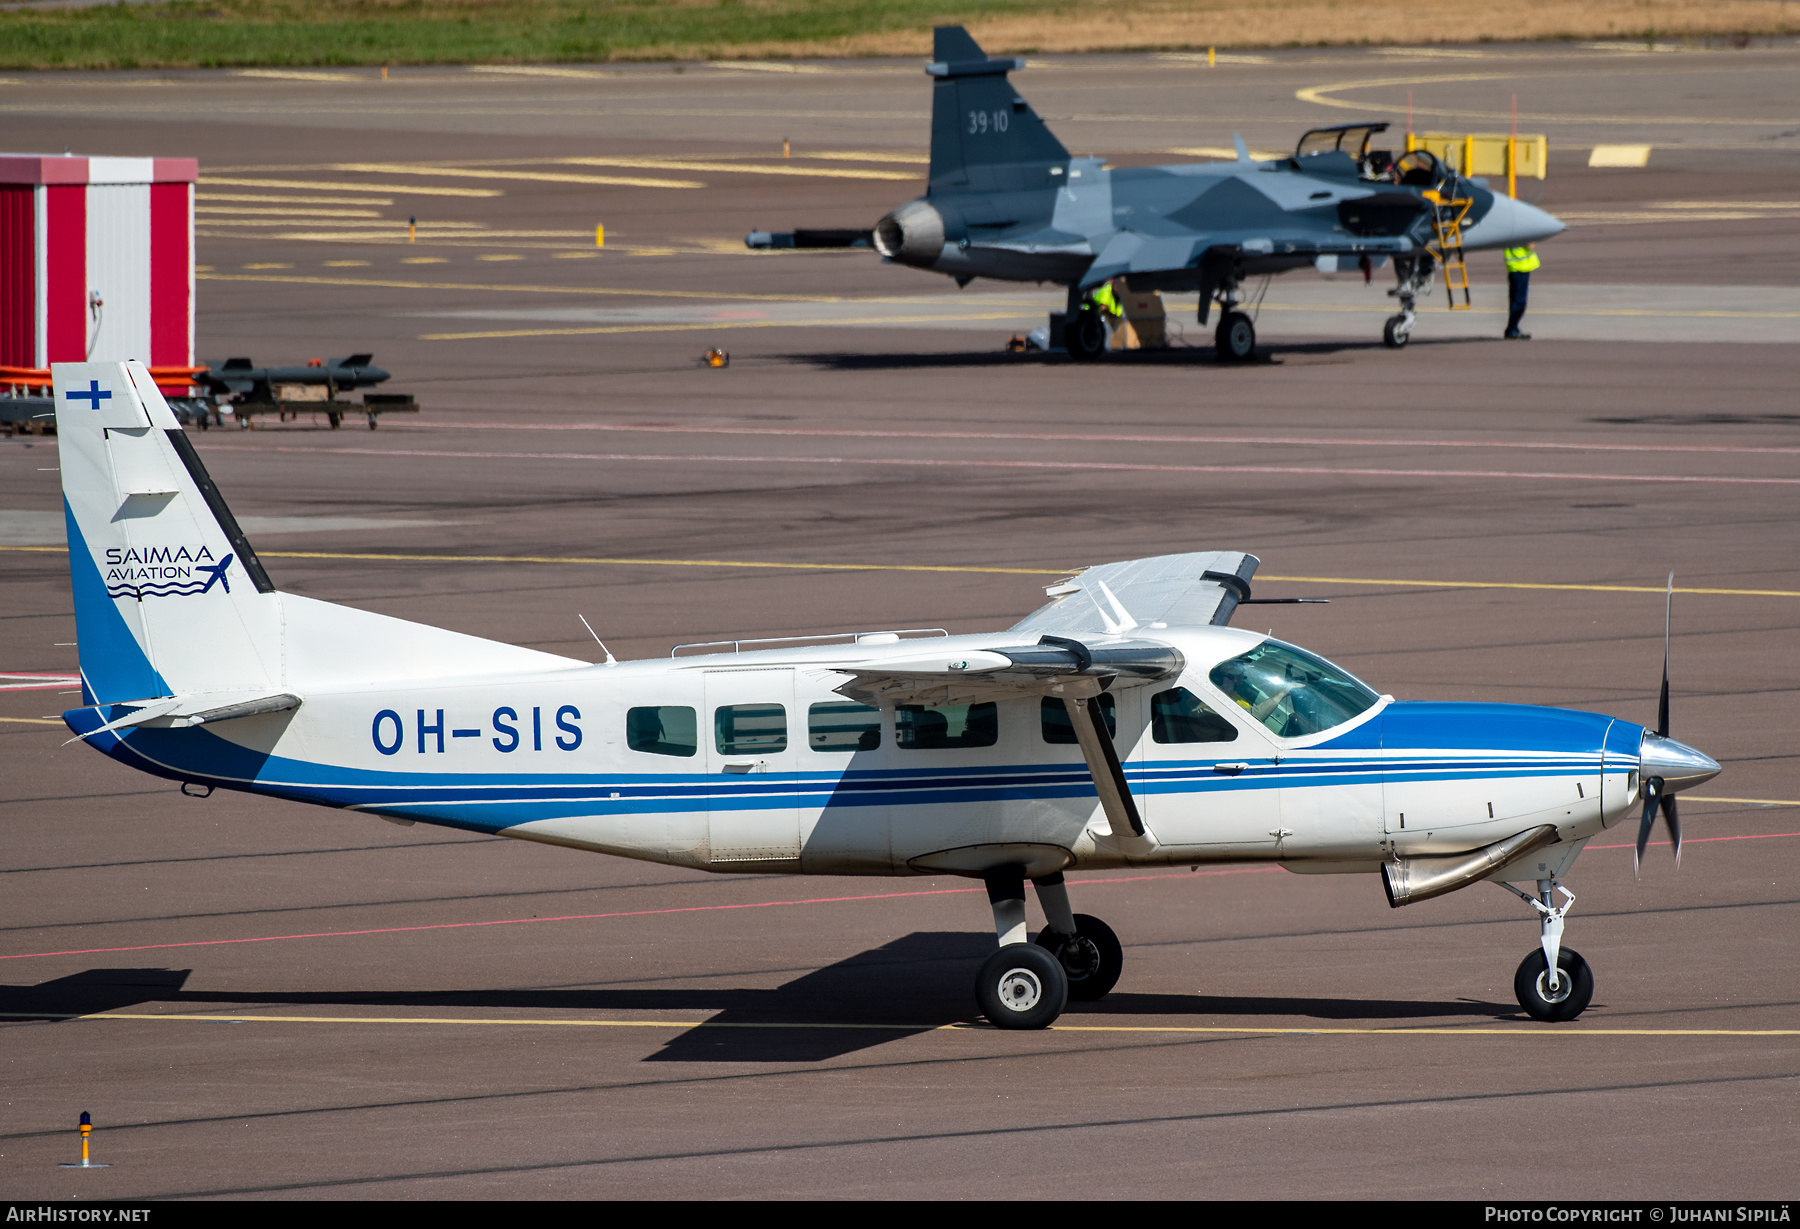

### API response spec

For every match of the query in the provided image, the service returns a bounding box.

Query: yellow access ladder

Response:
[1424,190,1473,310]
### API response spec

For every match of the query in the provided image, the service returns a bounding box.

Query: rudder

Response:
[928,26,1068,192]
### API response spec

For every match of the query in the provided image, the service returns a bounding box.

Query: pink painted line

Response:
[0,866,1281,962]
[194,445,1800,487]
[1590,830,1800,851]
[436,421,1800,458]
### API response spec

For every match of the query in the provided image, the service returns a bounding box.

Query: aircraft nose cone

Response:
[1640,733,1722,793]
[1463,193,1565,248]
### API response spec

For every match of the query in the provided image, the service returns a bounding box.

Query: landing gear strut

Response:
[1384,252,1435,349]
[1499,878,1594,1022]
[976,867,1123,1028]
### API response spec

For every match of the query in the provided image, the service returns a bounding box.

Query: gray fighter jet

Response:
[748,26,1564,359]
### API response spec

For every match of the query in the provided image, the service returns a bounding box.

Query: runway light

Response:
[409,215,416,244]
[59,1111,109,1169]
[703,349,729,368]
[596,223,605,248]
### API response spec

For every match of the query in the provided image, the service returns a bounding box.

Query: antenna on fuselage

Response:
[577,614,617,666]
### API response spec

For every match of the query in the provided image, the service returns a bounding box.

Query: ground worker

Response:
[1504,242,1540,339]
[1091,280,1122,320]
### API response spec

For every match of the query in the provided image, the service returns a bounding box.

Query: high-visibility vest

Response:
[1091,283,1122,315]
[1504,246,1541,273]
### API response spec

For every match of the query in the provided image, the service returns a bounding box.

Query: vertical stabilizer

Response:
[54,360,283,704]
[928,26,1068,192]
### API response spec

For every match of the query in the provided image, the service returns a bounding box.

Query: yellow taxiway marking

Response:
[0,717,62,725]
[1297,71,1800,126]
[198,192,396,206]
[234,69,360,83]
[200,177,503,198]
[1685,796,1800,807]
[322,162,704,190]
[552,155,918,182]
[195,206,384,218]
[2,543,1797,597]
[1255,574,1800,598]
[11,1011,1796,1037]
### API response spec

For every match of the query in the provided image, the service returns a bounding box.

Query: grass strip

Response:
[2,0,1797,71]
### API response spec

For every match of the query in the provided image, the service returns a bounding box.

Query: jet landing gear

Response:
[1499,878,1593,1022]
[976,868,1122,1028]
[1215,311,1256,362]
[1384,253,1436,349]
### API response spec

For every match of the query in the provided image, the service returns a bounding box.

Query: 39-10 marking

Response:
[372,706,581,756]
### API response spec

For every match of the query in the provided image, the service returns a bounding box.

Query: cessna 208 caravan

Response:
[56,361,1718,1028]
[749,26,1566,359]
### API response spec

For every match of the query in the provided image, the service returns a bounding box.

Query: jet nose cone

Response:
[1463,193,1565,248]
[1640,733,1722,793]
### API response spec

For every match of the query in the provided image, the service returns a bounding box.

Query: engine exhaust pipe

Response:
[1382,825,1561,908]
[872,198,946,268]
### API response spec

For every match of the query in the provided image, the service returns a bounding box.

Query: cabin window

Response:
[715,703,788,756]
[1208,639,1379,739]
[1151,688,1239,744]
[896,701,998,750]
[1040,694,1115,744]
[626,705,698,758]
[809,702,881,752]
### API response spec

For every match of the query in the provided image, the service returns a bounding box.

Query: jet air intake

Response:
[874,199,946,268]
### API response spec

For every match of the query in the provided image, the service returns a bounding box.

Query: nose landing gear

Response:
[976,868,1123,1028]
[1499,878,1593,1021]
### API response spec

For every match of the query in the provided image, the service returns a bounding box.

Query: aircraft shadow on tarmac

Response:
[4,934,1516,1063]
[778,336,1472,373]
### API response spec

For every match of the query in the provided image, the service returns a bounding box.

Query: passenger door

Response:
[1140,683,1284,854]
[704,669,800,865]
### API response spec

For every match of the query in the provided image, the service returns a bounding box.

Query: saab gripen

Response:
[54,361,1717,1028]
[748,27,1566,359]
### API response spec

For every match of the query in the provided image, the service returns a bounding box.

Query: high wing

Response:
[828,638,1184,709]
[1010,550,1260,636]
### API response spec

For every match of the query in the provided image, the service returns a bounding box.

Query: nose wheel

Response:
[1215,311,1256,361]
[1499,878,1594,1021]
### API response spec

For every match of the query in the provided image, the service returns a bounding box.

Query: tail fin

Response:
[53,361,581,709]
[928,26,1068,192]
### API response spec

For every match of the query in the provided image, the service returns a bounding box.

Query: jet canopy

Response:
[1295,122,1391,162]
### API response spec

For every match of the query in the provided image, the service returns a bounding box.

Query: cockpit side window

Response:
[1208,640,1379,739]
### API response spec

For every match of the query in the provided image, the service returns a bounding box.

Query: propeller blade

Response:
[1634,778,1661,878]
[1657,572,1672,737]
[1663,792,1682,868]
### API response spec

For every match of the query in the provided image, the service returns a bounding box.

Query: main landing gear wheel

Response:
[1513,947,1594,1022]
[975,943,1068,1030]
[1035,913,1123,1001]
[1064,308,1108,362]
[1215,311,1255,362]
[1383,314,1410,349]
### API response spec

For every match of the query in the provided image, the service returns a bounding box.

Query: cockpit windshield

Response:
[1208,640,1380,739]
[1295,123,1388,161]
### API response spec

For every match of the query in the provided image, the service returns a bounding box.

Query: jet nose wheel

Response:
[1513,947,1594,1022]
[1035,913,1123,1001]
[1216,311,1256,362]
[975,943,1068,1029]
[1383,314,1411,349]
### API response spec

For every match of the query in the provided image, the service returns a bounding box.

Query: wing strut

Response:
[1063,695,1145,837]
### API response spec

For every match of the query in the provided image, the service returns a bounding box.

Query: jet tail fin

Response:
[927,26,1068,192]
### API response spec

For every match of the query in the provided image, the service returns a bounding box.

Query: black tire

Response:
[1064,308,1108,361]
[1513,947,1594,1022]
[975,943,1068,1030]
[1383,314,1409,349]
[1035,913,1123,1001]
[1215,311,1255,361]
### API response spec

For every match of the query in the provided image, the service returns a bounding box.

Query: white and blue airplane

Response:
[53,360,1721,1028]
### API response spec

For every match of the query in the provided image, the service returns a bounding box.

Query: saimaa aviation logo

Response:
[104,545,234,600]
